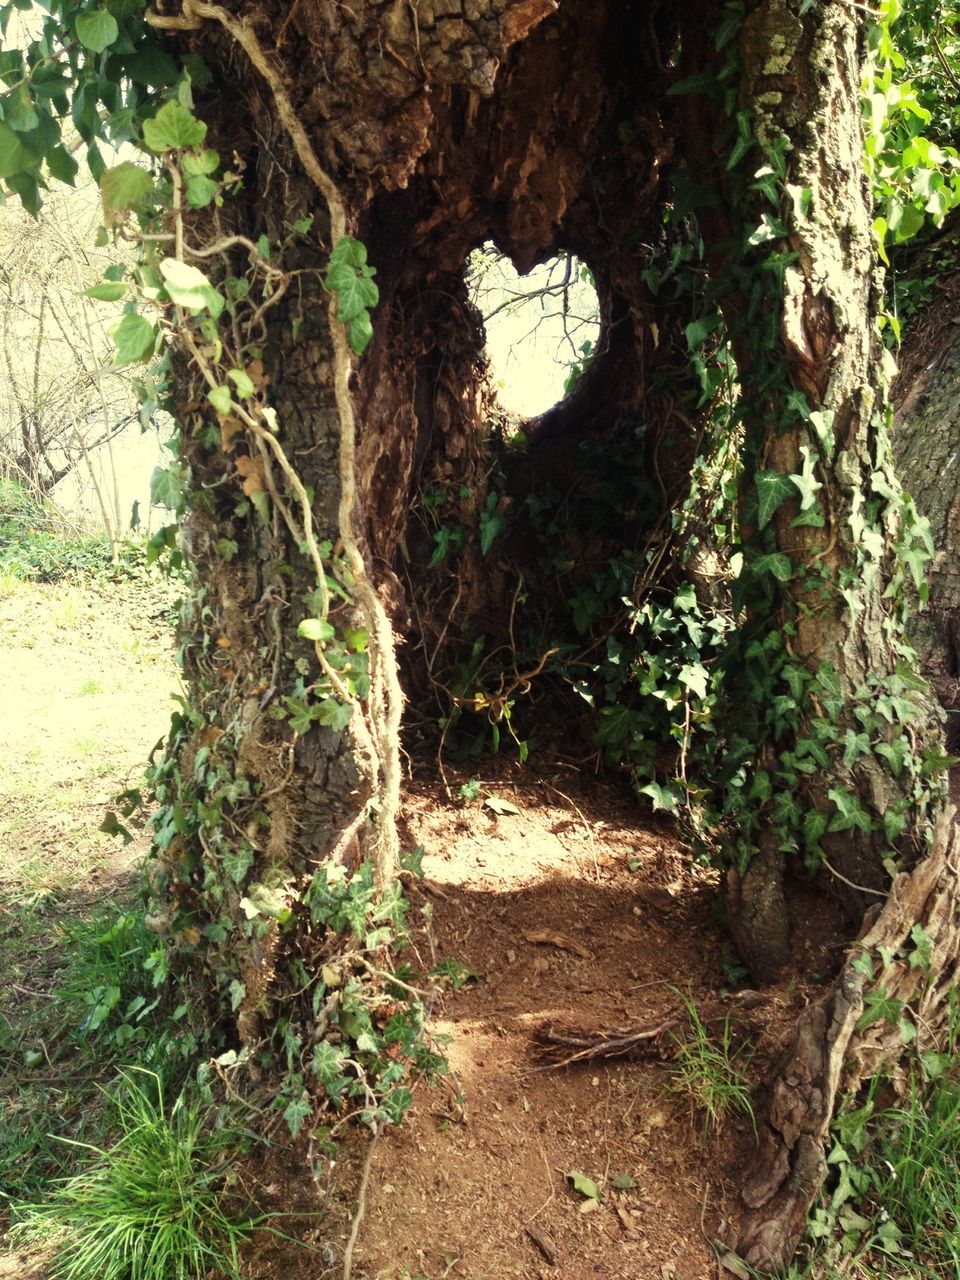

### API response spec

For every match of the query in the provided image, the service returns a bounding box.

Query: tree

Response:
[3,0,959,1271]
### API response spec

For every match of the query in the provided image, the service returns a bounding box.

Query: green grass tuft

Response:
[668,994,756,1137]
[10,1070,259,1280]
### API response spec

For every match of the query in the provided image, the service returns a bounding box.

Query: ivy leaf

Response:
[908,923,933,971]
[567,1170,601,1201]
[100,161,154,220]
[314,699,353,731]
[283,1092,313,1138]
[75,10,119,54]
[347,313,373,355]
[185,174,218,208]
[678,661,708,699]
[142,100,207,152]
[223,845,254,886]
[207,385,232,415]
[4,86,38,132]
[0,122,39,179]
[183,148,220,177]
[855,990,903,1032]
[755,470,796,529]
[827,787,873,834]
[47,144,79,185]
[298,618,335,644]
[109,311,157,365]
[750,552,793,582]
[638,780,679,814]
[150,462,185,510]
[84,281,127,302]
[159,257,224,317]
[327,264,379,321]
[227,367,256,399]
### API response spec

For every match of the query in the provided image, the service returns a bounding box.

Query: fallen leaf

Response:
[524,1224,558,1264]
[579,1197,600,1214]
[634,884,677,911]
[484,795,521,815]
[715,1246,753,1280]
[611,1172,637,1190]
[525,929,591,959]
[616,1204,641,1237]
[219,416,244,449]
[567,1169,601,1201]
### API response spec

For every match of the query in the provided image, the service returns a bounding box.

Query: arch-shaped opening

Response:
[466,242,601,420]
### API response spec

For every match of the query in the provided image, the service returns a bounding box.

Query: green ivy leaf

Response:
[100,161,154,219]
[347,313,373,355]
[159,257,224,317]
[84,281,127,302]
[283,1091,312,1138]
[567,1170,601,1201]
[47,144,79,185]
[150,462,185,511]
[109,311,157,365]
[298,618,335,644]
[182,148,220,177]
[227,367,256,399]
[142,100,207,153]
[207,385,232,415]
[314,698,353,731]
[855,989,903,1032]
[750,552,793,582]
[0,122,39,179]
[75,10,120,54]
[185,174,218,208]
[4,86,39,132]
[755,470,796,529]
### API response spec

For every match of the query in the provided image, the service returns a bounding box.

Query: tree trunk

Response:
[146,0,694,1052]
[893,239,960,728]
[669,2,956,1267]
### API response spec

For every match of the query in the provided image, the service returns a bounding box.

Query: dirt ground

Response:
[0,575,834,1280]
[241,759,838,1280]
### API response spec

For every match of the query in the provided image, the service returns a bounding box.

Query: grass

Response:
[0,477,116,583]
[668,994,756,1137]
[10,1070,259,1280]
[785,1063,960,1279]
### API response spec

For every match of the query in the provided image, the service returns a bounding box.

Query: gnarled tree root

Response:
[738,805,960,1273]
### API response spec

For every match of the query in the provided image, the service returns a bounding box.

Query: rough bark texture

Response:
[894,251,960,730]
[738,806,960,1271]
[677,0,944,980]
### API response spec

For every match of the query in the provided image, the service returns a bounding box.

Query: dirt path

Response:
[346,771,752,1280]
[241,766,816,1280]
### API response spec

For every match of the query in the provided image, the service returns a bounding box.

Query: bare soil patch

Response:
[244,763,833,1280]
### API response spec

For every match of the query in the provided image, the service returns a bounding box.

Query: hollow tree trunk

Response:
[147,0,694,1049]
[672,2,957,1268]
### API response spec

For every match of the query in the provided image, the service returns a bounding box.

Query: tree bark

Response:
[893,243,960,727]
